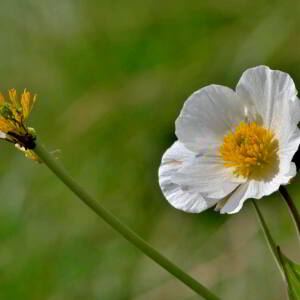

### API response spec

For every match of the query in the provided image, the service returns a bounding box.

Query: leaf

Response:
[277,247,300,300]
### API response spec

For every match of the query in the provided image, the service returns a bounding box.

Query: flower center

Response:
[220,122,279,179]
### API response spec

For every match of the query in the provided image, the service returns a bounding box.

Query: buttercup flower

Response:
[159,66,300,214]
[0,89,40,162]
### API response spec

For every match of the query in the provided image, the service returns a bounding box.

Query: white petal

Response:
[172,155,244,196]
[282,162,297,179]
[158,141,219,213]
[277,127,300,175]
[175,85,246,152]
[274,98,300,148]
[250,163,295,198]
[207,181,239,198]
[159,140,196,163]
[220,183,250,214]
[0,131,6,139]
[236,66,298,131]
[290,97,300,127]
[220,162,296,214]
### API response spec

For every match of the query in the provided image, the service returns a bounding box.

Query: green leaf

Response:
[277,247,300,300]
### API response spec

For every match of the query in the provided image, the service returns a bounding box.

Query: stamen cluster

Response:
[220,122,279,179]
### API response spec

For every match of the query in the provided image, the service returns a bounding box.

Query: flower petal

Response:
[279,127,300,173]
[158,141,219,212]
[236,66,298,131]
[220,183,250,214]
[172,155,244,196]
[220,162,296,214]
[175,85,246,152]
[290,97,300,127]
[0,131,6,139]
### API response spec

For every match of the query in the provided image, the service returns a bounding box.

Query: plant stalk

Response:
[33,142,220,300]
[279,186,300,239]
[251,200,284,278]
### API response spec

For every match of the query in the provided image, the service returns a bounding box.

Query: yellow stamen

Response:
[8,89,17,107]
[0,116,14,132]
[220,122,279,179]
[0,89,37,134]
[21,88,35,120]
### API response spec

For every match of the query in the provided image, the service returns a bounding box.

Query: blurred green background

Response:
[0,0,299,299]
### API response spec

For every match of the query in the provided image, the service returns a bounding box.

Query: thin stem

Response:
[251,200,284,278]
[276,246,292,298]
[33,142,220,300]
[279,186,300,239]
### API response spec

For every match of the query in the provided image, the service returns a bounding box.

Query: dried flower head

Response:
[0,89,40,162]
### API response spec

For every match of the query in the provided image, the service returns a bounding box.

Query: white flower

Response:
[158,66,300,214]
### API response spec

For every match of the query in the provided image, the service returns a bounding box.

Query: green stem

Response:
[276,246,293,297]
[33,142,220,300]
[279,186,300,239]
[251,200,284,278]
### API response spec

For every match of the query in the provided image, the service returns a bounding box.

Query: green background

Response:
[0,1,299,299]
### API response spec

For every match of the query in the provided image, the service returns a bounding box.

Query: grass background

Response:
[0,0,299,299]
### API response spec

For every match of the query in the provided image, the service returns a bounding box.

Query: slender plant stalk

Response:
[33,142,220,300]
[251,200,284,278]
[276,246,293,298]
[279,186,300,239]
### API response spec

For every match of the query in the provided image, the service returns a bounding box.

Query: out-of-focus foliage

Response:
[278,248,300,300]
[0,0,299,299]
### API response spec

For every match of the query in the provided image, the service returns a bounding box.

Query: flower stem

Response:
[251,200,284,278]
[276,246,293,297]
[33,142,220,300]
[279,186,300,239]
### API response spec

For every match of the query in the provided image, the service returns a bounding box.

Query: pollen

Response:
[220,122,279,179]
